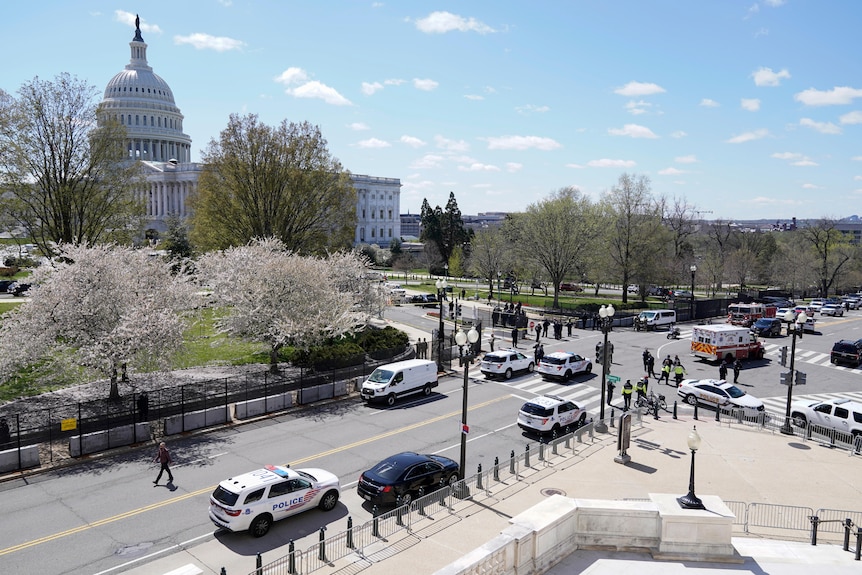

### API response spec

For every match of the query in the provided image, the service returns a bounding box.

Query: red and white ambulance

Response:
[691,324,765,363]
[726,303,776,327]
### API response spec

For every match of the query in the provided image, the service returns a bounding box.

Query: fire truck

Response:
[726,302,776,327]
[691,324,765,363]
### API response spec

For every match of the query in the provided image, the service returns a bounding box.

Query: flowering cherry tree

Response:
[0,244,198,400]
[197,238,383,372]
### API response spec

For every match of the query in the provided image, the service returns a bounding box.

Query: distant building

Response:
[399,213,422,240]
[98,16,399,243]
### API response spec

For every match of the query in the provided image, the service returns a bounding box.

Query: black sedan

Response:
[750,317,782,337]
[357,452,460,507]
[8,282,31,297]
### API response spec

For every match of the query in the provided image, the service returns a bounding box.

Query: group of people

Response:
[719,357,743,383]
[534,318,572,341]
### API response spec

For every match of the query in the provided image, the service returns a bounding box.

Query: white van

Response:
[360,359,438,406]
[635,309,677,331]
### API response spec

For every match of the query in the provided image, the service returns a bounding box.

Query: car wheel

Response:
[551,423,561,436]
[399,492,413,507]
[423,383,432,396]
[527,362,535,373]
[446,473,459,487]
[250,514,273,538]
[685,394,698,406]
[585,363,592,374]
[792,413,807,427]
[319,490,340,511]
[505,368,513,380]
[564,370,572,381]
[578,413,586,426]
[386,394,397,406]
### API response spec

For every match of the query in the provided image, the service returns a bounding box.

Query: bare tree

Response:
[467,227,509,298]
[798,219,854,297]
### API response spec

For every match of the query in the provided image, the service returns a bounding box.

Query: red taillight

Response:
[381,485,392,493]
[225,508,242,517]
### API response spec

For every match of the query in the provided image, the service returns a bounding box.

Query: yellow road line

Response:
[0,395,508,556]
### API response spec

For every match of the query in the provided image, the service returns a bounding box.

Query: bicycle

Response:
[635,390,667,412]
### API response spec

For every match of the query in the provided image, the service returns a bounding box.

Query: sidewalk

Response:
[124,410,862,575]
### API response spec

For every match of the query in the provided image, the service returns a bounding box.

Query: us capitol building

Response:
[99,16,400,246]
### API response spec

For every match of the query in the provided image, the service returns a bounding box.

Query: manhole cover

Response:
[541,487,566,497]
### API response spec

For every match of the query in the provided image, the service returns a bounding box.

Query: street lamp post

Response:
[435,277,448,373]
[780,309,808,435]
[677,426,705,510]
[455,326,480,478]
[690,264,697,322]
[596,304,615,433]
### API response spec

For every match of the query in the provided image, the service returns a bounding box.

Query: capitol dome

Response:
[99,16,192,163]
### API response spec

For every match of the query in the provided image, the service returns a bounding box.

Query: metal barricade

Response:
[747,502,814,533]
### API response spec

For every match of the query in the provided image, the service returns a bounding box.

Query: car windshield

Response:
[367,368,393,383]
[639,312,656,320]
[542,355,568,365]
[521,403,554,416]
[212,485,240,506]
[724,386,745,398]
[483,354,506,363]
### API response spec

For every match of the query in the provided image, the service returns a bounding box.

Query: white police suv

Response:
[209,464,340,537]
[517,394,587,435]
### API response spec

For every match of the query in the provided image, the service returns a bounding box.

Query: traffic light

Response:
[795,371,807,385]
[779,346,788,367]
[779,372,790,385]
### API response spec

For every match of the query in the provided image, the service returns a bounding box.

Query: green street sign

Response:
[606,375,621,383]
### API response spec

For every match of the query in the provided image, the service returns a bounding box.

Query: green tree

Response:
[189,114,356,254]
[0,74,145,257]
[505,187,599,308]
[161,214,193,267]
[420,192,471,271]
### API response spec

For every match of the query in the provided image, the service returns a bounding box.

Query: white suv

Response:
[517,394,587,435]
[209,464,340,537]
[480,349,534,380]
[537,351,592,381]
[790,398,862,443]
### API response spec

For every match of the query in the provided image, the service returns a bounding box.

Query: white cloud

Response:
[855,175,862,181]
[449,154,477,164]
[515,104,550,115]
[506,162,523,173]
[700,98,720,107]
[400,135,426,148]
[434,135,470,152]
[671,131,688,138]
[115,10,162,34]
[799,118,841,134]
[725,129,769,143]
[174,33,245,52]
[675,155,698,164]
[772,152,818,166]
[361,82,384,95]
[625,100,652,115]
[853,156,862,161]
[415,11,495,34]
[357,138,390,149]
[752,67,791,87]
[587,159,637,168]
[614,81,666,97]
[801,183,821,189]
[771,152,803,161]
[659,167,686,175]
[274,68,352,105]
[458,163,500,172]
[792,159,819,166]
[464,94,484,101]
[795,86,862,106]
[384,79,405,86]
[410,154,445,169]
[840,111,862,124]
[566,163,585,169]
[413,78,439,91]
[484,135,562,151]
[741,98,761,111]
[348,122,369,131]
[608,124,659,139]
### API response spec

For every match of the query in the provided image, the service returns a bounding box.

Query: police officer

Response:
[606,378,615,406]
[673,362,687,387]
[719,360,728,381]
[660,359,672,385]
[733,358,742,383]
[635,378,647,405]
[622,379,633,411]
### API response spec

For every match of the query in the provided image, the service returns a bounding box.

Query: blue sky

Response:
[3,1,861,221]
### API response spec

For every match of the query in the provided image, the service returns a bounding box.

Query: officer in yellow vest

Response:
[621,379,633,411]
[673,362,687,387]
[634,378,647,405]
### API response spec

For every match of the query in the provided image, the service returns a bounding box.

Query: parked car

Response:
[627,285,640,294]
[790,398,862,441]
[536,351,592,381]
[841,296,860,310]
[357,452,460,507]
[209,464,340,537]
[0,279,14,293]
[559,282,582,292]
[677,379,765,416]
[517,394,587,435]
[806,299,825,313]
[8,282,31,296]
[830,339,862,366]
[820,304,844,317]
[673,289,693,298]
[480,349,535,380]
[409,293,438,308]
[750,317,783,337]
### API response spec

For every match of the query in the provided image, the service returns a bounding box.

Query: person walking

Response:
[719,360,728,381]
[606,378,615,406]
[642,349,650,372]
[646,353,656,379]
[622,380,633,411]
[566,319,573,337]
[534,343,545,367]
[153,441,174,485]
[733,358,742,383]
[542,319,550,338]
[511,327,519,348]
[489,332,496,352]
[535,322,542,342]
[673,361,687,387]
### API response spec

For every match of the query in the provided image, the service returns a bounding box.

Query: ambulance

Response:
[726,302,775,327]
[690,324,765,363]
